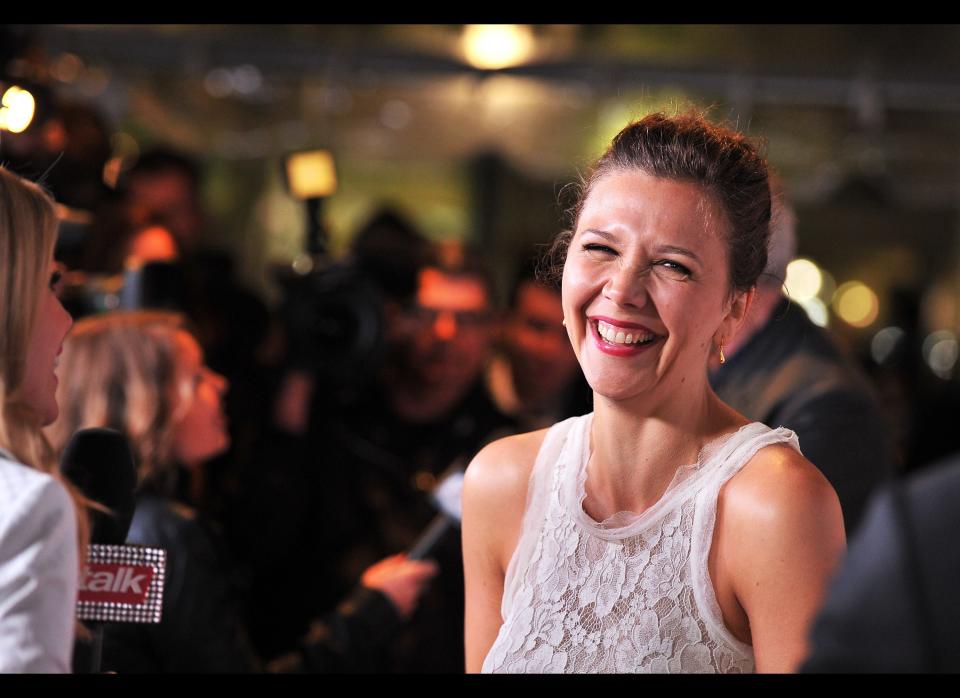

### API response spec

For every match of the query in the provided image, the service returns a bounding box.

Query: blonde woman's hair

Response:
[0,166,60,465]
[48,311,188,494]
[0,165,90,555]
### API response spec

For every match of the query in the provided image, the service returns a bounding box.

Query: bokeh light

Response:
[871,326,905,365]
[286,150,337,199]
[834,281,879,328]
[923,330,958,380]
[462,25,535,70]
[784,258,823,302]
[920,281,957,339]
[52,53,83,83]
[380,99,413,130]
[0,86,36,133]
[816,268,836,305]
[796,296,830,328]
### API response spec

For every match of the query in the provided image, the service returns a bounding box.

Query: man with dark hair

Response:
[710,188,896,534]
[486,257,590,430]
[383,261,500,424]
[308,254,515,672]
[120,147,205,255]
[249,243,516,671]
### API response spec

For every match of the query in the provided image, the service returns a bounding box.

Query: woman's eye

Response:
[654,260,692,280]
[583,243,616,256]
[49,269,63,291]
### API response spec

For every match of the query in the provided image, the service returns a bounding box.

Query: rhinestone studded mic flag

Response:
[77,544,166,623]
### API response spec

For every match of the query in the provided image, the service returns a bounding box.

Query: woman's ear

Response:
[718,287,755,342]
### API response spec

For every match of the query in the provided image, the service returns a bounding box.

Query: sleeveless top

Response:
[481,414,801,674]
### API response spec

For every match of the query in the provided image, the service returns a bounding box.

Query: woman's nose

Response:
[602,264,650,309]
[210,370,229,394]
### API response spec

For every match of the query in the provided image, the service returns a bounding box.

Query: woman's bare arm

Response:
[719,444,846,672]
[462,431,545,673]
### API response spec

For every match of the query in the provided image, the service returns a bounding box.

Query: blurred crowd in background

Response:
[4,24,960,672]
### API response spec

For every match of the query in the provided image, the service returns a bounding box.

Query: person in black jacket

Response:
[263,252,517,672]
[710,186,895,534]
[49,310,436,672]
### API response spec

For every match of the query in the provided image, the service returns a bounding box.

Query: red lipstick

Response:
[588,318,661,357]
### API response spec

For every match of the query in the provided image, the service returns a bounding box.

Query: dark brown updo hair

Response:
[545,112,771,294]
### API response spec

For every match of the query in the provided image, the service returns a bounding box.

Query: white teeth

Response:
[596,320,655,346]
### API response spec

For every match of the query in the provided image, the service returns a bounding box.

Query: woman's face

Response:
[561,170,748,403]
[21,259,73,425]
[169,331,230,467]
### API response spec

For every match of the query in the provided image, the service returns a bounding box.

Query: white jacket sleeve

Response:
[0,459,79,673]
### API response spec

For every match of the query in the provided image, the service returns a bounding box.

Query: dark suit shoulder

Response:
[804,462,960,672]
[802,485,923,671]
[904,456,960,525]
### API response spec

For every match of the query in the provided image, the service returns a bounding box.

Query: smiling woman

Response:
[564,173,738,399]
[462,113,846,674]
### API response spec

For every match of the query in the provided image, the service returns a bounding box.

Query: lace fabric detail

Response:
[482,414,800,674]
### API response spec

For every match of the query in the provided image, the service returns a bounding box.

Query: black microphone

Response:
[60,428,166,674]
[60,428,137,545]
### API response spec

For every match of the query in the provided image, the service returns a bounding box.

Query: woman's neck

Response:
[584,373,744,520]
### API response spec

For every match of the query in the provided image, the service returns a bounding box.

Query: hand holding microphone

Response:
[353,468,462,619]
[361,554,438,619]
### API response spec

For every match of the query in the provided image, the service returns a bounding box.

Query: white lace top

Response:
[481,414,800,674]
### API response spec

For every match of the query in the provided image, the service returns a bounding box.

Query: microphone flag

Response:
[77,544,166,624]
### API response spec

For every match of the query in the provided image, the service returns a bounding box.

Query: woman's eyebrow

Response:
[655,244,702,264]
[581,229,615,241]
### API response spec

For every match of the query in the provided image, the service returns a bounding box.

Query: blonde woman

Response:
[48,311,257,671]
[49,312,436,672]
[0,166,79,672]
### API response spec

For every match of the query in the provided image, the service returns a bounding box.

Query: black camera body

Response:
[275,260,386,386]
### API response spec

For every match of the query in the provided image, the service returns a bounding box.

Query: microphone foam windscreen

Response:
[61,428,138,545]
[433,471,464,522]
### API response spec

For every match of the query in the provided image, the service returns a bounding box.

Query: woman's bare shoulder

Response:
[462,428,553,571]
[463,428,551,502]
[723,443,841,524]
[717,441,845,597]
[714,441,846,671]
